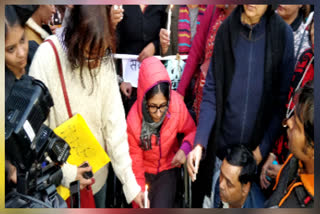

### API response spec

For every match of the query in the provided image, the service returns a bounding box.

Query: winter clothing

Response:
[177,6,227,122]
[161,5,206,56]
[193,5,294,199]
[29,35,141,204]
[291,11,311,62]
[127,57,196,206]
[272,48,314,164]
[25,17,51,44]
[116,5,167,55]
[177,5,206,54]
[265,154,314,208]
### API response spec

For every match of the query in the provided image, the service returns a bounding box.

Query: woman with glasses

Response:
[29,5,144,208]
[127,57,196,208]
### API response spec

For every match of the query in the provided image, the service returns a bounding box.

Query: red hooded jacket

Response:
[127,57,196,193]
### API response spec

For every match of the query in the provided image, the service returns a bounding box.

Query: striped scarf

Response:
[178,5,206,54]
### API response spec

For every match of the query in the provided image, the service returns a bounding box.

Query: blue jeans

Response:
[94,182,107,208]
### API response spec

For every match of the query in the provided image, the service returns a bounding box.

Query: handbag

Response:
[46,39,96,208]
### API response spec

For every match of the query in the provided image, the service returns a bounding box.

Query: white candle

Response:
[166,5,173,32]
[144,185,148,208]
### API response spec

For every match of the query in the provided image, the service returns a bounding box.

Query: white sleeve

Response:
[60,163,78,188]
[101,63,141,203]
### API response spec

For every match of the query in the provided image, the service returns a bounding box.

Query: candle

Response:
[166,5,173,33]
[144,185,148,208]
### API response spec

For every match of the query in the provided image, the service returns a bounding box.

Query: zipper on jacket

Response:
[157,136,162,174]
[249,26,253,40]
[157,115,168,174]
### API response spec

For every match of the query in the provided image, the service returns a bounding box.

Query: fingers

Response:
[127,85,132,98]
[138,192,144,208]
[160,29,170,46]
[260,173,270,189]
[187,153,196,181]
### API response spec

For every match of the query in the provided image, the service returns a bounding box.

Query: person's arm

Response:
[258,25,294,160]
[175,92,197,155]
[127,116,146,190]
[29,40,93,189]
[194,58,217,151]
[177,5,216,96]
[101,63,141,204]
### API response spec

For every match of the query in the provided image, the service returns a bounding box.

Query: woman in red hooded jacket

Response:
[127,56,196,208]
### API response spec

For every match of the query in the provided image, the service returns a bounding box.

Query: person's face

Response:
[219,159,247,208]
[286,112,313,161]
[83,42,107,70]
[277,5,302,20]
[147,92,168,123]
[5,25,28,78]
[39,5,56,24]
[243,5,268,23]
[311,22,314,52]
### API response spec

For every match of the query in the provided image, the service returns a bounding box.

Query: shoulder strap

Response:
[45,39,73,119]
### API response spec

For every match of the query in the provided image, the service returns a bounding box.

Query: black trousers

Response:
[145,168,179,208]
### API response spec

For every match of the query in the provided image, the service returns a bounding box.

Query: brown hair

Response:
[63,5,116,92]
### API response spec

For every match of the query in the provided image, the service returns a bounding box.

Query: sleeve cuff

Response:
[61,162,77,188]
[122,173,142,204]
[180,141,192,156]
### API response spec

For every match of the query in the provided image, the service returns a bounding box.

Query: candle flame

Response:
[145,184,148,191]
[170,5,174,9]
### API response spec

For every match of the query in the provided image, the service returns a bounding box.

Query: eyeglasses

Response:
[147,104,168,114]
[84,48,111,63]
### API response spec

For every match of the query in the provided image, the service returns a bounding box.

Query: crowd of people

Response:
[5,4,315,208]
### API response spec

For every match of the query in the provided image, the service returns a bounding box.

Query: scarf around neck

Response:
[140,88,170,151]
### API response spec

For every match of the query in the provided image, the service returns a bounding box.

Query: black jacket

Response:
[116,5,167,55]
[265,154,314,208]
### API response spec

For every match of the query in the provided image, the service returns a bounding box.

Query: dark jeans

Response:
[145,168,179,208]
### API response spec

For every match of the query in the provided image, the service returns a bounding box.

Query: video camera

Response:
[5,75,70,208]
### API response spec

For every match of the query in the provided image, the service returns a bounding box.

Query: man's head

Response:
[286,81,314,165]
[219,145,257,208]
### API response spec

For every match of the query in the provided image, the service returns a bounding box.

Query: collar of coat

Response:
[26,17,50,40]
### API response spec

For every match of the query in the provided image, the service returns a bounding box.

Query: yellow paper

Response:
[53,114,110,200]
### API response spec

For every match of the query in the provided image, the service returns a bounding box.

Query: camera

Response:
[5,75,70,208]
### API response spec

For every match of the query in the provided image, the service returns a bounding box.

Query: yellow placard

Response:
[53,114,110,200]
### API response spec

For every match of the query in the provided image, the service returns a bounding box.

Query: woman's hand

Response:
[76,162,94,190]
[120,82,132,98]
[187,144,203,182]
[133,191,150,208]
[260,153,274,189]
[260,153,281,189]
[138,42,155,62]
[171,149,186,167]
[159,28,170,55]
[110,5,124,29]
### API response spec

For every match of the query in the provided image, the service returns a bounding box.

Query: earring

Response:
[282,118,288,128]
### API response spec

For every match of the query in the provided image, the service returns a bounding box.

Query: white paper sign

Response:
[122,59,141,88]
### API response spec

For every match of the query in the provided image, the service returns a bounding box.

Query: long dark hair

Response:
[63,5,116,92]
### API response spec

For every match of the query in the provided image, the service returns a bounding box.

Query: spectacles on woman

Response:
[147,103,168,114]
